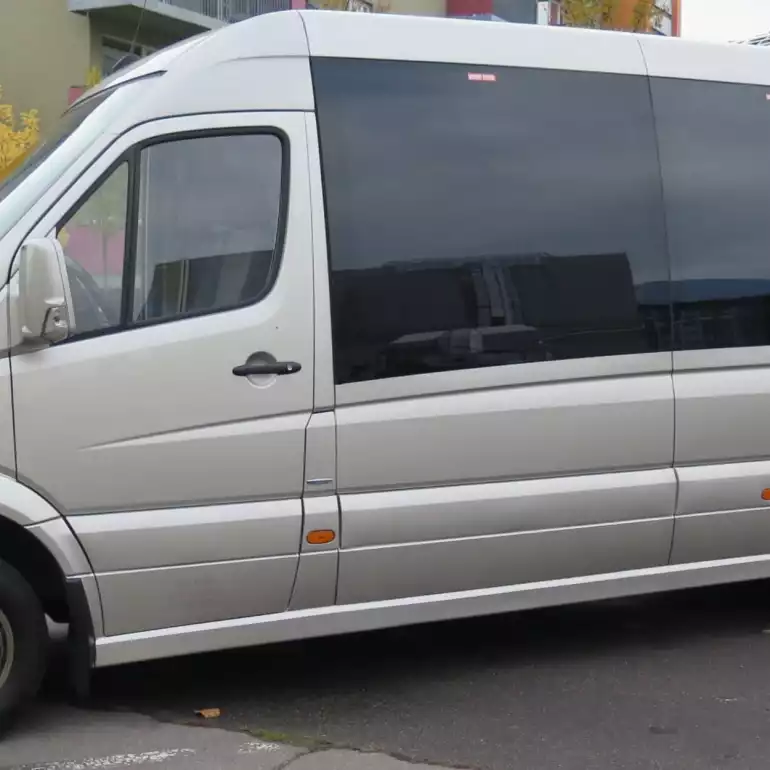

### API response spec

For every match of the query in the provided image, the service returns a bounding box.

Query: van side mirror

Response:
[18,238,72,345]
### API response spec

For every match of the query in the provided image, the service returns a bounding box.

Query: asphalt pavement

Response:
[4,581,770,770]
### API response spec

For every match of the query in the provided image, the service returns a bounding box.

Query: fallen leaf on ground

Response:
[195,708,221,719]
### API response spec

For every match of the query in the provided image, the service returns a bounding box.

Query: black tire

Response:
[0,560,49,733]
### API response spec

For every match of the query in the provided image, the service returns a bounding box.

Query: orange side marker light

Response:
[307,529,336,545]
[762,489,770,501]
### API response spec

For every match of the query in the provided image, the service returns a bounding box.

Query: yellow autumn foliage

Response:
[0,86,40,183]
[86,66,102,88]
[561,0,661,31]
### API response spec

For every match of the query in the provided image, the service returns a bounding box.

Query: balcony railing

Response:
[157,0,292,23]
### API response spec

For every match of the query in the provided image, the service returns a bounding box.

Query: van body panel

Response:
[302,412,336,496]
[672,461,770,564]
[0,359,15,479]
[672,510,770,565]
[289,551,338,610]
[26,518,93,576]
[95,552,770,669]
[290,494,340,610]
[97,555,298,635]
[341,469,677,550]
[338,469,675,603]
[138,57,315,121]
[335,374,674,494]
[337,518,673,604]
[305,113,336,413]
[0,473,65,527]
[68,500,301,573]
[674,368,770,467]
[301,11,648,75]
[638,34,770,86]
[677,460,770,515]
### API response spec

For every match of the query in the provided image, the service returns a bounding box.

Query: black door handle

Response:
[232,361,302,377]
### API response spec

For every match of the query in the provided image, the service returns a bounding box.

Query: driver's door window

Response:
[57,163,129,336]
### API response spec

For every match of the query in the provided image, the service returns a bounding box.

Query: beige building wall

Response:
[0,0,96,136]
[380,0,446,15]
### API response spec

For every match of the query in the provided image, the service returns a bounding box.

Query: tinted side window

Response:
[652,78,770,352]
[56,132,284,338]
[134,134,283,323]
[314,59,672,385]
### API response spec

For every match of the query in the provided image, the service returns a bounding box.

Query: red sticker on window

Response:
[468,73,497,83]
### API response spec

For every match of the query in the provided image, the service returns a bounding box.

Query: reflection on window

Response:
[314,59,671,384]
[133,134,282,323]
[332,253,671,383]
[58,163,128,335]
[652,78,770,352]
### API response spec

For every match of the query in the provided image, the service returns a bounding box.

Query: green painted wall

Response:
[384,0,446,14]
[0,0,94,136]
[0,1,191,138]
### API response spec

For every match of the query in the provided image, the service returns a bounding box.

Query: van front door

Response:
[9,113,314,636]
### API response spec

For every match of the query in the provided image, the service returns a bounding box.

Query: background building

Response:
[366,0,681,32]
[0,0,300,134]
[0,0,681,136]
[445,0,680,33]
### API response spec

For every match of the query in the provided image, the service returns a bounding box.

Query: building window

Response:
[314,58,671,385]
[102,37,155,77]
[536,1,563,26]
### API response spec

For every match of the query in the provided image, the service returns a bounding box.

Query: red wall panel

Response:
[447,0,494,16]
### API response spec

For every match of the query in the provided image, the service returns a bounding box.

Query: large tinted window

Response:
[652,78,770,352]
[314,59,672,385]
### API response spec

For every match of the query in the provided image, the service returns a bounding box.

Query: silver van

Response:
[0,9,769,727]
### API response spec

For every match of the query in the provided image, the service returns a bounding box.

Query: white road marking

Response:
[9,748,196,770]
[237,741,283,754]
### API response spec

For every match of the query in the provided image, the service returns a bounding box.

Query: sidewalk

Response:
[1,704,458,770]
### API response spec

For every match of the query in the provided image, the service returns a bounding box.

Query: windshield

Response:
[0,79,151,242]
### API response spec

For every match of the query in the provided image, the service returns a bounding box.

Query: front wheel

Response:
[0,561,49,732]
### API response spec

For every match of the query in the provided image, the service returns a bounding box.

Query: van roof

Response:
[283,10,770,85]
[79,9,770,114]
